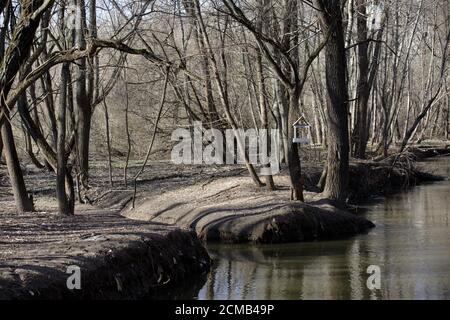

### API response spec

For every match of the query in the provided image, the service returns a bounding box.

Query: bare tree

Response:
[313,0,350,201]
[222,0,329,200]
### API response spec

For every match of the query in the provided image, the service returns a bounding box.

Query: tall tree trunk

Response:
[315,0,350,201]
[276,80,290,163]
[287,88,304,201]
[256,0,275,190]
[103,99,113,188]
[256,49,275,190]
[123,69,132,188]
[75,0,91,187]
[56,62,74,215]
[352,0,370,159]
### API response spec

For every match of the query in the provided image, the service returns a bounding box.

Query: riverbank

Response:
[346,148,448,203]
[124,146,449,244]
[0,205,210,299]
[197,156,450,300]
[0,145,448,299]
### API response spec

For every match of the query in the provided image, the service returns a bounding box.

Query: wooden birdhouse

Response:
[292,115,311,144]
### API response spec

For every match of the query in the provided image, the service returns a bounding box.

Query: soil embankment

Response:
[124,146,450,244]
[0,206,210,299]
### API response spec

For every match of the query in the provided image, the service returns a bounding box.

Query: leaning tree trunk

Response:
[315,0,350,202]
[18,92,45,169]
[0,0,50,213]
[1,117,34,212]
[23,125,45,169]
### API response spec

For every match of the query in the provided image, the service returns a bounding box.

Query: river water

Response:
[195,157,450,300]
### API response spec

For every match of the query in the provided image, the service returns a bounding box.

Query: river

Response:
[194,157,450,300]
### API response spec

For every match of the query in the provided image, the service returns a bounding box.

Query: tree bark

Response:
[352,0,370,159]
[75,0,91,187]
[315,0,350,202]
[56,62,74,215]
[256,0,275,190]
[0,130,4,164]
[1,118,34,212]
[123,69,132,188]
[18,91,45,169]
[287,89,304,201]
[0,0,52,212]
[103,98,113,188]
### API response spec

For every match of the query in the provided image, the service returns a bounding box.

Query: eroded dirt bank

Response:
[0,206,210,299]
[124,147,450,244]
[347,151,447,202]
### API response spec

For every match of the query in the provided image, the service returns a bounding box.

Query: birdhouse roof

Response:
[293,115,311,128]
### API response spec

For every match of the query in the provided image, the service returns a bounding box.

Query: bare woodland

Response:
[0,0,449,216]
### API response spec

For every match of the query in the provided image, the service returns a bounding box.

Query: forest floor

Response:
[0,142,449,298]
[0,162,264,299]
[0,206,210,299]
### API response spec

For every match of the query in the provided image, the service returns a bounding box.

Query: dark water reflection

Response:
[195,157,450,300]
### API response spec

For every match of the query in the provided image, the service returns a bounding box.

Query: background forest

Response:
[1,0,449,215]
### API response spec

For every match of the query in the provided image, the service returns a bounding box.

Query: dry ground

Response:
[0,161,225,299]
